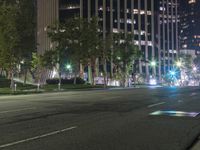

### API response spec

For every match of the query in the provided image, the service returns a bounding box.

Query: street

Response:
[0,87,200,150]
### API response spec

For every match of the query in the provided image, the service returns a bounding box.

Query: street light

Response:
[149,60,156,81]
[66,64,72,70]
[170,70,176,76]
[150,60,156,67]
[193,66,197,71]
[117,56,121,60]
[65,64,72,78]
[175,61,182,68]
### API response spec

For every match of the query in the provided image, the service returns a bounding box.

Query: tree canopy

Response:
[0,0,36,87]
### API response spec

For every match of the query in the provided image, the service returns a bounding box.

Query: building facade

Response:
[155,0,179,79]
[37,0,59,55]
[180,0,200,54]
[37,0,179,82]
[36,0,59,82]
[59,0,155,81]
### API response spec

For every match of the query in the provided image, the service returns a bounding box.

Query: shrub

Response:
[46,77,85,85]
[0,77,10,88]
[46,78,59,84]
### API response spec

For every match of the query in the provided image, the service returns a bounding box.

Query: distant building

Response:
[155,0,179,79]
[36,0,59,82]
[180,0,200,54]
[36,0,59,55]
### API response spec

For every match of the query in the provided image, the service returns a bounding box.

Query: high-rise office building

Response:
[36,0,59,82]
[59,0,155,80]
[180,0,200,54]
[155,0,179,79]
[37,0,179,82]
[37,0,59,55]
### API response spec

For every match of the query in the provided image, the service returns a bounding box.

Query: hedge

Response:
[46,77,85,85]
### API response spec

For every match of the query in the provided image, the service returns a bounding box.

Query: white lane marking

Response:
[0,107,36,114]
[148,102,166,108]
[0,126,77,148]
[190,93,197,96]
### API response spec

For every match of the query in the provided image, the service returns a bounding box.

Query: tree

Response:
[47,19,72,85]
[98,34,113,87]
[79,17,101,85]
[178,54,193,80]
[179,54,193,70]
[0,0,36,87]
[30,53,42,84]
[173,53,193,86]
[112,33,141,87]
[192,56,200,84]
[16,0,36,84]
[47,18,81,85]
[194,56,200,69]
[47,17,101,85]
[0,3,20,90]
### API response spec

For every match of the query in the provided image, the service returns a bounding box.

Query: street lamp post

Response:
[65,64,72,78]
[150,60,156,77]
[149,60,157,85]
[66,64,72,70]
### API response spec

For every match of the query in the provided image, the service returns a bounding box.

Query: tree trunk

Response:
[58,71,61,89]
[110,48,114,80]
[92,59,98,86]
[122,73,126,88]
[73,73,77,85]
[95,58,99,78]
[122,63,128,88]
[92,71,95,86]
[0,68,3,76]
[79,62,84,79]
[88,63,92,85]
[23,69,27,85]
[10,70,15,91]
[58,62,61,88]
[103,58,107,88]
[36,69,41,86]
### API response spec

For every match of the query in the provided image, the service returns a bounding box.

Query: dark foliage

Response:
[0,77,10,88]
[46,78,85,85]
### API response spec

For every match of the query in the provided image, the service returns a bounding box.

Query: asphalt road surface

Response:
[0,87,200,150]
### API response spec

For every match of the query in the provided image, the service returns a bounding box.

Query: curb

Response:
[190,137,200,150]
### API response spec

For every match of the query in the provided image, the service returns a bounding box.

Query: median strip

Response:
[0,126,77,148]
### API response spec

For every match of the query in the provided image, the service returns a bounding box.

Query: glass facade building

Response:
[37,0,179,82]
[155,0,179,78]
[180,0,200,54]
[37,0,59,55]
[59,0,155,80]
